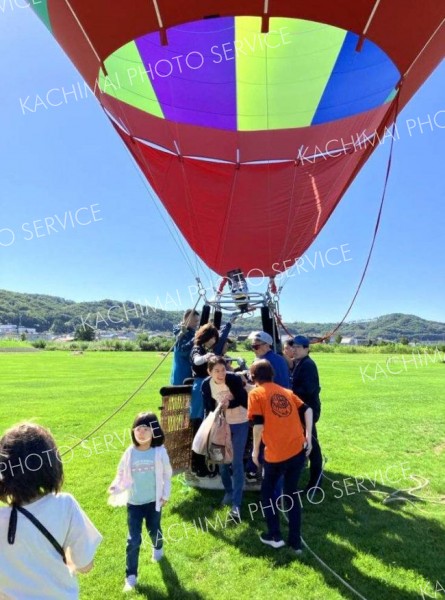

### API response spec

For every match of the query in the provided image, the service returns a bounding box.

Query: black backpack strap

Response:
[8,506,66,563]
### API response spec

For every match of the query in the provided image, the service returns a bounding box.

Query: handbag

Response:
[192,407,220,455]
[207,411,233,464]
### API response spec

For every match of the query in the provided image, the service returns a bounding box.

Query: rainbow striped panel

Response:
[99,16,400,131]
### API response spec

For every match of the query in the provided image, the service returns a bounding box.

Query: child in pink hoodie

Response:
[108,412,172,593]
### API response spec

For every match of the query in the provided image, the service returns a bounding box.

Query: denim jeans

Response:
[307,421,323,489]
[220,421,249,508]
[261,451,306,549]
[126,502,162,577]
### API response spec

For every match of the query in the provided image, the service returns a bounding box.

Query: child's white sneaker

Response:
[123,575,137,592]
[152,547,164,562]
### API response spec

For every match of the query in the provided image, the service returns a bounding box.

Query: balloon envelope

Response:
[30,2,445,275]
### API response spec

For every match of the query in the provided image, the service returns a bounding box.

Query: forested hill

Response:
[0,289,182,334]
[0,289,444,342]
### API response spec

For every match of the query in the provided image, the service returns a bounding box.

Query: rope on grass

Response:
[284,455,442,600]
[305,459,370,600]
[282,466,371,600]
[60,296,202,457]
[282,457,372,600]
[299,536,370,600]
[322,470,445,508]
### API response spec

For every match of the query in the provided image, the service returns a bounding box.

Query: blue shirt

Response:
[128,447,156,505]
[263,350,291,388]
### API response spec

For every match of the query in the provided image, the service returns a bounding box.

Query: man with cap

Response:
[291,335,323,492]
[248,331,290,388]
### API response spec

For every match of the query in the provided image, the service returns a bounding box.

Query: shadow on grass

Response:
[171,469,445,600]
[136,557,205,599]
[169,487,297,568]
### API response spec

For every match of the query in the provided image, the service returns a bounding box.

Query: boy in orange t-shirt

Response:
[248,360,313,553]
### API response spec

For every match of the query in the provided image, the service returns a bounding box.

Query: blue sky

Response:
[0,6,444,323]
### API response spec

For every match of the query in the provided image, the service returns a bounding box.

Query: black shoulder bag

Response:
[7,505,66,563]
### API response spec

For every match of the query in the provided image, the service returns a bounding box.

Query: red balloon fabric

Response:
[31,1,445,276]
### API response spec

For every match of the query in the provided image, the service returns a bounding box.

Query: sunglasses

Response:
[252,343,266,350]
[133,424,152,432]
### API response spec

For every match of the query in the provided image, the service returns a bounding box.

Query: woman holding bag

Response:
[202,357,249,521]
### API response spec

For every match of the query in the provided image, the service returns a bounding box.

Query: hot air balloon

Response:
[26,1,445,479]
[29,2,444,307]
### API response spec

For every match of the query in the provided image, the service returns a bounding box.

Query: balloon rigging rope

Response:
[127,148,199,279]
[277,157,300,270]
[280,459,443,599]
[214,164,240,273]
[122,149,199,279]
[176,157,211,282]
[275,92,401,342]
[50,4,204,455]
[60,2,199,277]
[95,78,200,280]
[100,71,217,288]
[298,534,370,600]
[44,7,441,597]
[60,295,202,458]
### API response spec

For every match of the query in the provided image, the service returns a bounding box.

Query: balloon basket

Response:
[183,471,261,492]
[159,385,194,473]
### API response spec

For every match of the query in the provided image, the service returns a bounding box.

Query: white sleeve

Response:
[162,449,172,500]
[109,449,129,490]
[64,495,102,570]
[193,353,210,365]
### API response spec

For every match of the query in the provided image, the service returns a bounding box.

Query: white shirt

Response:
[0,493,102,600]
[209,379,248,425]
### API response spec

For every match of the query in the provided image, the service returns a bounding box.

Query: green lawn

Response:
[0,339,33,348]
[0,351,444,600]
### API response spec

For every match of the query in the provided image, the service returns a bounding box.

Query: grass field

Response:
[1,351,444,600]
[0,340,34,348]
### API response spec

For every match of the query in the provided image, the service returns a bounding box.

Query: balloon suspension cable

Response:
[268,276,278,295]
[74,21,202,283]
[274,92,402,345]
[275,310,295,339]
[199,271,280,317]
[271,308,279,353]
[311,91,401,344]
[60,295,203,457]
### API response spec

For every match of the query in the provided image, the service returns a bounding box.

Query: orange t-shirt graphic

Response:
[248,382,306,463]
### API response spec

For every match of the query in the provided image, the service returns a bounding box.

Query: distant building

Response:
[0,324,18,334]
[124,331,138,340]
[0,324,37,336]
[327,336,368,346]
[18,327,37,335]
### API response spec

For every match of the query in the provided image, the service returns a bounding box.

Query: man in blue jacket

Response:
[291,335,323,492]
[248,331,290,388]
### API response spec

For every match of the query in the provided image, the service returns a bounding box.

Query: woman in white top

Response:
[0,422,102,600]
[202,357,249,520]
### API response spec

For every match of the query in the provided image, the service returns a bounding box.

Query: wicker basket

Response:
[159,385,193,473]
